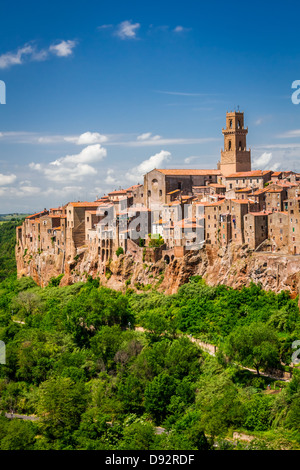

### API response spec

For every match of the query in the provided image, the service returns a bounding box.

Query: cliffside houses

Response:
[16,111,300,273]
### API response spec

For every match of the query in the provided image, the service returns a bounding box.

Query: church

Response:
[143,110,254,209]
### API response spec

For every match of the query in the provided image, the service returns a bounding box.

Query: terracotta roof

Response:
[175,217,203,228]
[201,201,222,207]
[108,189,127,195]
[70,201,103,207]
[235,187,252,192]
[266,188,283,193]
[271,171,282,176]
[126,184,143,191]
[25,210,48,219]
[209,183,226,188]
[252,188,269,196]
[167,189,181,195]
[226,170,271,178]
[268,211,288,216]
[157,169,221,176]
[231,199,256,204]
[248,211,272,216]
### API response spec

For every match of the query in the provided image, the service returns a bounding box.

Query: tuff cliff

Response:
[16,243,300,300]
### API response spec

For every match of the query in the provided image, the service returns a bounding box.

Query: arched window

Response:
[229,120,232,128]
[239,141,242,149]
[238,120,241,128]
[228,140,232,150]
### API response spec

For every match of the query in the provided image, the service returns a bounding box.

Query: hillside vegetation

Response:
[0,222,299,449]
[0,219,25,282]
[0,271,299,450]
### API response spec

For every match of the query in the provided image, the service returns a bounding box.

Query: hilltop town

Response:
[15,111,300,294]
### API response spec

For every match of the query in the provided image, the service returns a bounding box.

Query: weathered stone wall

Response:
[16,241,300,307]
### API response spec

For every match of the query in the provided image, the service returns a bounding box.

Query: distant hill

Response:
[0,218,26,281]
[0,213,29,222]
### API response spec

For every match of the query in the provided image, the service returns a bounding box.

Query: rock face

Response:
[16,243,300,300]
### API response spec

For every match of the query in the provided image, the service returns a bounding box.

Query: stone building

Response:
[268,211,289,252]
[16,109,300,281]
[143,168,221,208]
[244,211,270,250]
[287,197,300,255]
[219,111,251,176]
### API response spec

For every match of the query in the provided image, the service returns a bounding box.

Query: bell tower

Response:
[220,110,251,176]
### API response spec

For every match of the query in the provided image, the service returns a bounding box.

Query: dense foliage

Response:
[0,219,25,282]
[0,221,299,449]
[0,272,299,450]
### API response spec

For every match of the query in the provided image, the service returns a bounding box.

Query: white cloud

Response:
[0,173,17,186]
[65,132,108,145]
[269,162,281,172]
[51,144,107,166]
[253,152,273,169]
[278,129,300,138]
[98,24,113,30]
[184,156,202,164]
[29,163,42,171]
[137,132,152,141]
[0,44,34,69]
[105,169,116,185]
[113,137,218,147]
[137,132,161,141]
[44,163,97,183]
[173,26,191,33]
[0,40,77,69]
[49,40,77,57]
[16,185,41,196]
[126,150,171,182]
[29,144,107,183]
[116,20,140,39]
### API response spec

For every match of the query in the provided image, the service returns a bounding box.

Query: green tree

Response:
[225,322,280,375]
[0,418,37,450]
[36,376,88,439]
[144,373,177,423]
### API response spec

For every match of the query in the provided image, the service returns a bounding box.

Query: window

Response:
[230,184,232,189]
[148,190,151,197]
[228,140,232,150]
[229,120,232,128]
[159,190,162,196]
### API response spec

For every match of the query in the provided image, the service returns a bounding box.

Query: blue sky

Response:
[0,0,300,212]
